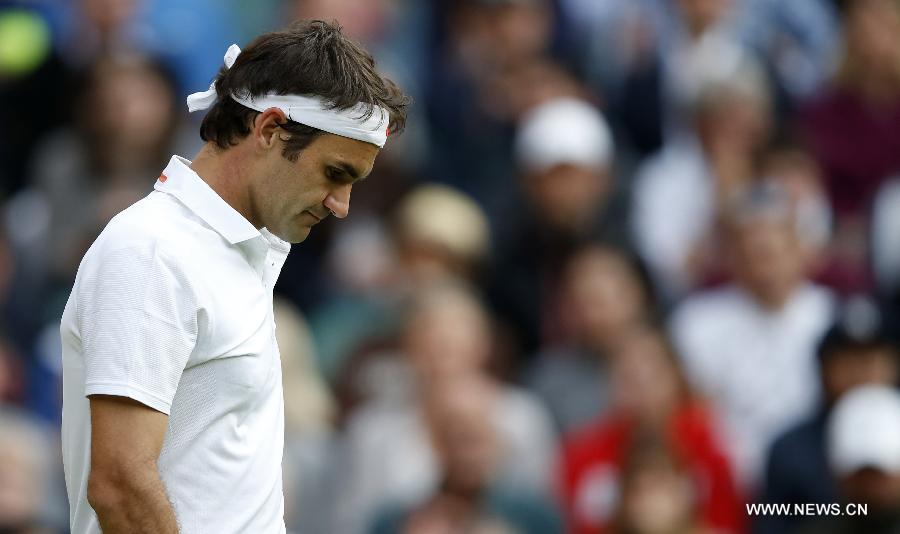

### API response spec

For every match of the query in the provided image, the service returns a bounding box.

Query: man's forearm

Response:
[89,468,179,534]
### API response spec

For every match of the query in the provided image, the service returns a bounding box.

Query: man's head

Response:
[828,385,900,510]
[423,374,500,496]
[394,185,490,285]
[610,325,691,426]
[0,409,54,531]
[194,20,409,243]
[691,64,771,160]
[615,434,698,534]
[836,0,900,85]
[514,97,614,233]
[676,0,733,36]
[448,0,552,74]
[724,184,808,310]
[818,296,900,405]
[562,244,652,352]
[79,54,179,169]
[403,282,492,385]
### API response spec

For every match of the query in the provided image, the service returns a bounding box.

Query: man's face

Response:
[823,347,900,403]
[525,163,609,233]
[729,216,804,307]
[841,468,900,511]
[251,132,379,243]
[565,249,645,346]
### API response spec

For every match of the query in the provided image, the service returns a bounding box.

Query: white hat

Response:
[828,385,900,476]
[515,97,613,173]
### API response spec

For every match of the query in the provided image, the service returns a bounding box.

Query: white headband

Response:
[186,44,391,148]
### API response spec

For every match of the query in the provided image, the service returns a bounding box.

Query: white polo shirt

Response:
[60,156,290,534]
[670,283,833,490]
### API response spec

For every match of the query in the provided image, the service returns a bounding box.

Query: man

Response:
[631,59,771,302]
[757,296,899,534]
[370,375,562,534]
[669,183,834,492]
[59,20,409,534]
[0,408,60,532]
[798,385,900,534]
[489,96,622,358]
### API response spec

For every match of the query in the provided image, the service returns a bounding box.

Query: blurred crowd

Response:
[1,0,900,533]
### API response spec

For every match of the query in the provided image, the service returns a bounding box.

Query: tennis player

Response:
[60,20,409,533]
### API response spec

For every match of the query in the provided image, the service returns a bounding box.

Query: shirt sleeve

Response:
[78,241,199,415]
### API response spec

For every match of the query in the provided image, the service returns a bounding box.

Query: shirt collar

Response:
[155,155,263,245]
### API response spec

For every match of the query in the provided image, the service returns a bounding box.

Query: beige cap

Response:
[396,184,490,263]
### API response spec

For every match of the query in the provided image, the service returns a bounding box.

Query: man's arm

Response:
[87,395,179,533]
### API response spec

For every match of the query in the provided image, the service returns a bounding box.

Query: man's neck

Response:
[189,143,261,228]
[750,283,800,313]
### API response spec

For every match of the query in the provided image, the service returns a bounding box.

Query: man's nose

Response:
[323,185,351,219]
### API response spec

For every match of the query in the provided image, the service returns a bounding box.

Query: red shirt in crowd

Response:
[558,403,746,534]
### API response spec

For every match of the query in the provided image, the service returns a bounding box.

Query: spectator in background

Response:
[736,0,840,114]
[632,59,772,301]
[564,0,767,158]
[308,214,401,384]
[797,385,900,533]
[801,0,900,292]
[559,0,668,158]
[758,139,833,281]
[62,0,145,67]
[481,58,589,131]
[0,7,70,195]
[72,0,265,97]
[757,296,899,534]
[526,243,655,434]
[287,0,428,92]
[393,184,491,288]
[670,184,834,492]
[315,184,490,384]
[489,97,622,359]
[274,297,340,534]
[662,0,755,140]
[425,0,555,214]
[11,53,191,292]
[0,218,63,422]
[559,324,743,534]
[5,55,194,389]
[803,0,900,214]
[371,375,563,534]
[336,282,555,534]
[609,434,717,534]
[0,408,65,533]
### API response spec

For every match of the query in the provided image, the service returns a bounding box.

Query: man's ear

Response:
[252,108,288,151]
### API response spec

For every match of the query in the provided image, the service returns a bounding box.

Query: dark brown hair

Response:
[199,20,410,160]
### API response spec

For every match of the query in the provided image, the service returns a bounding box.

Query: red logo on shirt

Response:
[159,174,168,183]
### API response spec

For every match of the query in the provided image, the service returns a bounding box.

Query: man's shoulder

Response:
[634,141,705,192]
[92,192,212,257]
[770,412,827,456]
[672,286,745,325]
[794,283,835,314]
[79,192,215,279]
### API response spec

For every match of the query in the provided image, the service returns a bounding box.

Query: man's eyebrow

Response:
[332,161,364,181]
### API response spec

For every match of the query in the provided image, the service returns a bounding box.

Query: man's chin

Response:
[273,226,310,244]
